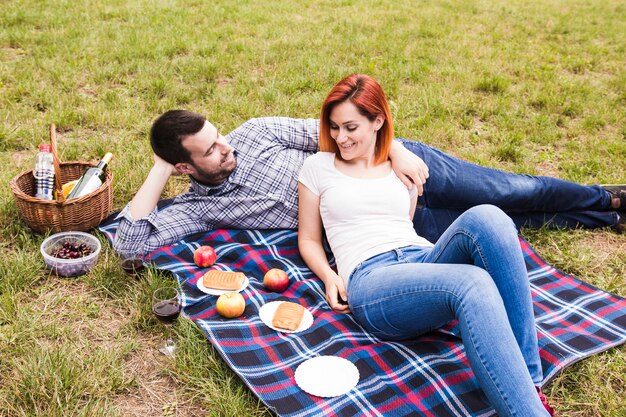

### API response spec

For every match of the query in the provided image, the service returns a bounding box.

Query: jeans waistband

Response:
[349,245,429,282]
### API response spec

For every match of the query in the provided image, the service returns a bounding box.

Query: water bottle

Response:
[33,143,55,200]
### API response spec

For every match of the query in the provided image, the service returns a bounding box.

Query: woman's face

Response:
[328,101,383,162]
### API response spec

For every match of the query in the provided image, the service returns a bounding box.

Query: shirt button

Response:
[267,193,273,197]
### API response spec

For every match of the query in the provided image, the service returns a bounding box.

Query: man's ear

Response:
[174,162,194,175]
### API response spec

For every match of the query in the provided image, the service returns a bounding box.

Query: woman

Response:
[297,74,555,416]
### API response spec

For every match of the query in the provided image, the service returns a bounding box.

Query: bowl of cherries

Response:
[40,231,101,277]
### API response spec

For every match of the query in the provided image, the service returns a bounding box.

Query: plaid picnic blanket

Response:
[100,215,626,417]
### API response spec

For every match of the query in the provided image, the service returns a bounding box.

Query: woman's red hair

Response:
[320,74,394,164]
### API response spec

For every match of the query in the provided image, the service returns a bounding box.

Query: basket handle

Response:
[50,124,65,203]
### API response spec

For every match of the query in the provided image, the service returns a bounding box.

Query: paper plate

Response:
[295,356,359,397]
[197,275,249,296]
[259,301,314,333]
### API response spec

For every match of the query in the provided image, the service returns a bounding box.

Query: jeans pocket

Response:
[348,261,365,286]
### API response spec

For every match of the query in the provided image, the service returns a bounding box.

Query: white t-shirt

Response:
[298,152,433,283]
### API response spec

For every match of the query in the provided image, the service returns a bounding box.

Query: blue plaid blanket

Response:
[100,214,626,417]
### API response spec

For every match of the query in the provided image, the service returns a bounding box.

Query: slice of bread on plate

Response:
[272,301,305,331]
[202,270,245,291]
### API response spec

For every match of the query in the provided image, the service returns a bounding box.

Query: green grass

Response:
[1,0,625,415]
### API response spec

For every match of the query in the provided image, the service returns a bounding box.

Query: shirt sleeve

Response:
[236,117,320,152]
[113,200,210,256]
[298,154,321,196]
[112,203,157,257]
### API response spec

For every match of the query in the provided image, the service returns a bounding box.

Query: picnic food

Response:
[216,292,245,318]
[59,179,79,199]
[272,301,304,331]
[194,245,217,267]
[202,270,246,291]
[263,268,290,293]
[51,240,95,259]
[40,231,101,277]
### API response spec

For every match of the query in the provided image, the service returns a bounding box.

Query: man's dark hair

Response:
[150,110,206,165]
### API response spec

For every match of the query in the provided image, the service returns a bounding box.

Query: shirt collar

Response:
[189,175,224,195]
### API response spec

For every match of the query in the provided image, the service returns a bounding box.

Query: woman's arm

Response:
[409,189,418,221]
[297,183,350,313]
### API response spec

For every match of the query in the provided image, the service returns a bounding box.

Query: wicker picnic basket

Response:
[9,124,113,233]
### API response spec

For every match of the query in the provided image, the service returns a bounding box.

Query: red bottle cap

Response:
[39,144,52,152]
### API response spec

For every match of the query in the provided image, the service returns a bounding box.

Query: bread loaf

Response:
[272,301,305,331]
[202,270,246,291]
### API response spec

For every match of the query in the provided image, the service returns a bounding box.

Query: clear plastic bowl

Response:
[40,231,101,277]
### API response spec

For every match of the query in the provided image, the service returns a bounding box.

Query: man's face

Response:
[178,121,237,185]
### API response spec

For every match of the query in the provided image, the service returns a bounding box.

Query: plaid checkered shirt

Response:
[113,117,319,256]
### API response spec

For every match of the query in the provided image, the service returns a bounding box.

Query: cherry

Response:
[51,240,94,259]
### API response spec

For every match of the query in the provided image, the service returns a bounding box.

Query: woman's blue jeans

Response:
[347,205,549,416]
[399,138,619,242]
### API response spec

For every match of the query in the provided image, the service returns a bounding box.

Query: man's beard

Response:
[193,151,237,186]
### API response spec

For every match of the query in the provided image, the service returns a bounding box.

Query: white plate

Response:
[295,356,360,397]
[197,275,249,295]
[258,301,314,333]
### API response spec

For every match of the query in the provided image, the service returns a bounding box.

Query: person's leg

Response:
[348,253,548,416]
[412,206,621,242]
[399,138,613,213]
[418,205,543,384]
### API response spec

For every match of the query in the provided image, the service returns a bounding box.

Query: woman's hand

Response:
[324,273,351,313]
[389,141,429,195]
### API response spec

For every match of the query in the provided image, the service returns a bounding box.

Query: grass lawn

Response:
[1,0,625,416]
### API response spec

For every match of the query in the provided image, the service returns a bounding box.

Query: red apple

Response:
[216,292,245,318]
[263,268,290,293]
[194,245,217,267]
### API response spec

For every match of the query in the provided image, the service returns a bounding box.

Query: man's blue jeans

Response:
[400,139,619,242]
[347,205,549,416]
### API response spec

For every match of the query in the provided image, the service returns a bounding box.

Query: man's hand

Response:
[389,141,429,195]
[324,273,350,313]
[153,154,181,177]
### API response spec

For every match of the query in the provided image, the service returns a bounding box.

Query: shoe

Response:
[617,213,626,233]
[601,184,626,212]
[536,386,556,416]
[601,184,626,194]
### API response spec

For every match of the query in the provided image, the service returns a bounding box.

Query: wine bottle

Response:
[67,152,113,199]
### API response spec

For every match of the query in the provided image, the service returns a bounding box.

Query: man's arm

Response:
[241,117,320,152]
[247,118,429,191]
[389,140,429,195]
[129,155,178,219]
[113,155,180,256]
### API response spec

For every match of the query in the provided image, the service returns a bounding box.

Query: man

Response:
[113,110,625,256]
